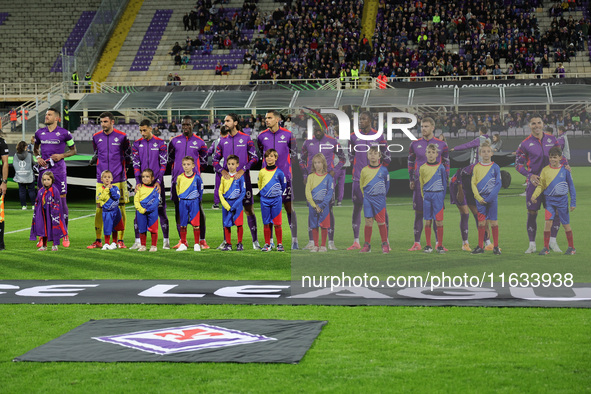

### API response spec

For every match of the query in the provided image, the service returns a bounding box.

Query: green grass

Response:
[0,167,589,392]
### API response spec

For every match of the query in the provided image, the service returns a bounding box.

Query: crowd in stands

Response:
[365,0,589,81]
[171,0,260,72]
[249,0,364,81]
[430,110,591,136]
[162,0,590,82]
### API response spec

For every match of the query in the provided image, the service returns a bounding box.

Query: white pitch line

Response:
[5,214,95,234]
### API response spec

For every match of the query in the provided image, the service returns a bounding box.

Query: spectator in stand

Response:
[491,134,503,153]
[183,13,190,31]
[174,74,181,86]
[215,61,222,75]
[166,73,174,86]
[376,71,388,89]
[169,120,178,135]
[555,63,566,78]
[169,42,182,57]
[243,50,252,64]
[221,63,231,75]
[174,53,182,66]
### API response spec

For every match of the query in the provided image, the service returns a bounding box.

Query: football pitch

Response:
[0,167,589,392]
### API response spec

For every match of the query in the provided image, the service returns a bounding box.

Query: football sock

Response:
[378,223,388,243]
[566,230,574,248]
[61,197,69,228]
[436,225,444,248]
[158,203,169,238]
[491,225,499,247]
[225,227,232,244]
[460,213,469,242]
[527,213,537,242]
[364,225,372,244]
[264,224,272,245]
[550,215,561,238]
[352,203,362,239]
[180,227,187,245]
[95,207,103,239]
[312,228,319,247]
[321,228,328,247]
[248,214,258,242]
[478,226,486,248]
[544,231,550,248]
[414,212,423,243]
[199,208,206,240]
[119,206,126,240]
[329,210,335,241]
[287,210,297,240]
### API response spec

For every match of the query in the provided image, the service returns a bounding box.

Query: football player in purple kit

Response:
[34,108,77,247]
[257,110,299,249]
[515,114,568,253]
[347,111,391,250]
[299,121,346,250]
[88,112,131,249]
[168,115,210,250]
[213,113,260,249]
[407,117,449,251]
[129,120,170,250]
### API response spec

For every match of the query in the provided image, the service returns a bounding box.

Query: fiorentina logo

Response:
[280,135,285,140]
[153,143,158,147]
[93,324,276,355]
[56,132,61,136]
[239,139,244,143]
[192,141,197,145]
[114,137,119,142]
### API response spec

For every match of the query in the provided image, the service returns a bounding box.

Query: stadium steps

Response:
[0,0,102,84]
[361,0,379,43]
[93,0,146,83]
[106,0,255,85]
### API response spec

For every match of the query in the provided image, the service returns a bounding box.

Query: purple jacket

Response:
[168,133,208,181]
[299,134,346,174]
[92,129,131,183]
[30,185,67,242]
[349,129,392,182]
[257,127,297,179]
[213,131,258,173]
[515,133,566,178]
[408,136,450,180]
[452,134,489,164]
[132,136,167,185]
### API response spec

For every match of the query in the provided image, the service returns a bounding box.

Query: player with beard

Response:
[33,108,77,247]
[88,112,131,249]
[129,120,170,250]
[257,110,299,249]
[213,113,260,249]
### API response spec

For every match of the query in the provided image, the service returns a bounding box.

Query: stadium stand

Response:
[50,11,98,73]
[130,9,173,72]
[0,0,102,84]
